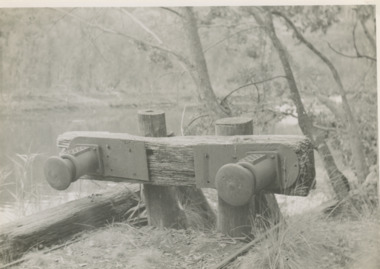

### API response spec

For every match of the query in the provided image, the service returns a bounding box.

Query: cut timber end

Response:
[138,109,167,137]
[215,117,253,136]
[56,131,315,196]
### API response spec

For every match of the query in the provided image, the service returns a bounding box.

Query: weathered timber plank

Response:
[57,131,315,194]
[0,185,139,263]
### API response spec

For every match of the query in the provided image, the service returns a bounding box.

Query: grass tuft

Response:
[237,210,380,269]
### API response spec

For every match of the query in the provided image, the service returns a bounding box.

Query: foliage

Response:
[6,153,42,217]
[269,6,342,34]
[0,4,377,220]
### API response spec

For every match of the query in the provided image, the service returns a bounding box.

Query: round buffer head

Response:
[44,157,74,190]
[215,163,255,206]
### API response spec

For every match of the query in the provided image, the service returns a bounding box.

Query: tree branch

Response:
[160,7,183,18]
[327,42,376,61]
[352,21,361,57]
[185,114,210,130]
[359,17,376,52]
[53,8,193,69]
[121,8,163,44]
[220,75,287,104]
[271,11,358,126]
[203,25,261,53]
[273,10,370,180]
[266,108,298,118]
[316,94,345,122]
[313,123,336,132]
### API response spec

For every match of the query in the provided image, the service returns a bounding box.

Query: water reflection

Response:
[0,106,185,225]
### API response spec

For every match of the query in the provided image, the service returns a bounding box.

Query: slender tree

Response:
[247,7,350,200]
[271,9,370,183]
[181,7,230,119]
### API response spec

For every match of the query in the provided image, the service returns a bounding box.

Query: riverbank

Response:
[7,201,380,269]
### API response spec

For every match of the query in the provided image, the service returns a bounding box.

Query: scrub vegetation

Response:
[0,5,378,269]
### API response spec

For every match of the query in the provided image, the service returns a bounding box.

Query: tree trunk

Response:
[271,10,369,183]
[359,18,376,54]
[181,7,230,119]
[0,186,140,263]
[249,8,350,200]
[317,140,350,200]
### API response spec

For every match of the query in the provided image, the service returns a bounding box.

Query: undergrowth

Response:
[6,153,42,217]
[235,194,379,269]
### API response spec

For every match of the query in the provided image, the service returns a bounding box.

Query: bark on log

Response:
[0,185,139,263]
[56,131,315,196]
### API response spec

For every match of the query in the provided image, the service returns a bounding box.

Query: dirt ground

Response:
[16,224,246,269]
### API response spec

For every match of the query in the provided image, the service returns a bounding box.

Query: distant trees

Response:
[1,6,376,201]
[175,6,375,199]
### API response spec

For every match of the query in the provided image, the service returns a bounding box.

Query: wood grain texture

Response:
[57,131,315,195]
[0,185,139,263]
[215,118,254,237]
[138,110,188,229]
[214,117,282,238]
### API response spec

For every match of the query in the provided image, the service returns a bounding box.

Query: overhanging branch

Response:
[160,7,183,18]
[327,42,376,62]
[203,25,262,53]
[220,75,288,104]
[121,8,163,44]
[52,8,193,69]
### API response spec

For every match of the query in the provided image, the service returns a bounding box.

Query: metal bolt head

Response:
[215,163,254,206]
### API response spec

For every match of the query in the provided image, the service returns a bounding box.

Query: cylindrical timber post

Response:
[215,117,254,238]
[137,109,187,229]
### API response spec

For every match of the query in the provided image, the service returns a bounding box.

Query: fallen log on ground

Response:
[0,185,140,263]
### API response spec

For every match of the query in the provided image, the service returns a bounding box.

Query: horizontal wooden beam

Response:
[56,131,315,196]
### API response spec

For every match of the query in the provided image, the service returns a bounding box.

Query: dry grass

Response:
[15,223,244,269]
[7,194,377,269]
[235,202,379,269]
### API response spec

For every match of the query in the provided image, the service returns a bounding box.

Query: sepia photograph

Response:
[0,1,378,268]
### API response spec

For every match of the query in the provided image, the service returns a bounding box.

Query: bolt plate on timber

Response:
[68,137,149,181]
[194,144,299,194]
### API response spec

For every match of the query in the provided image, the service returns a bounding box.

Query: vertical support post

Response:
[138,109,187,229]
[215,117,253,238]
[215,117,281,238]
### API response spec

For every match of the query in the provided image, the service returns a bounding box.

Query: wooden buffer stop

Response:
[44,111,315,238]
